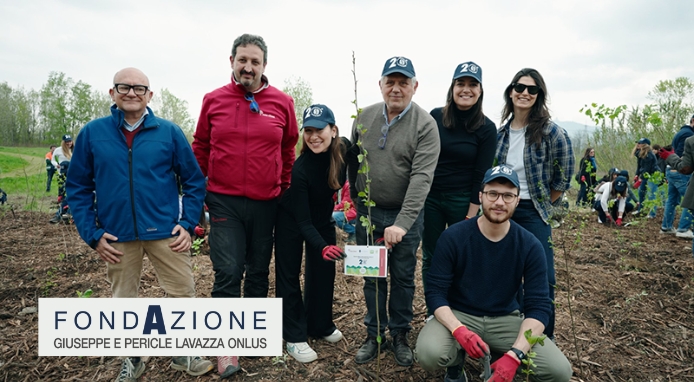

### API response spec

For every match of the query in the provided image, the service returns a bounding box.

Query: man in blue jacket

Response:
[661,115,694,237]
[414,166,571,382]
[66,67,212,381]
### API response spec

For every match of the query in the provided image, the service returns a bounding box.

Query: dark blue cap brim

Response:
[484,174,520,190]
[453,73,482,83]
[382,69,415,78]
[301,120,331,130]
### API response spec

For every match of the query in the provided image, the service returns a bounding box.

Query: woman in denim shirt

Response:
[495,68,574,340]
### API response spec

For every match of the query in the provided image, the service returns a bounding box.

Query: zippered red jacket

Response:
[193,76,299,201]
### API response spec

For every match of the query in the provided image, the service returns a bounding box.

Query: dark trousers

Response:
[56,163,70,218]
[275,206,337,343]
[206,192,277,298]
[511,200,556,338]
[595,200,635,222]
[575,179,595,206]
[357,204,423,338]
[46,168,56,191]
[421,189,470,313]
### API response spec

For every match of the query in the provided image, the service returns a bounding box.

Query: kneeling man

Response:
[415,165,572,382]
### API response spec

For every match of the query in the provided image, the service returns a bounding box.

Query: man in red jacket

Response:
[192,33,299,378]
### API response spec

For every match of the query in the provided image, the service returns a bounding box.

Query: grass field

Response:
[0,146,56,213]
[0,146,48,157]
[0,154,29,174]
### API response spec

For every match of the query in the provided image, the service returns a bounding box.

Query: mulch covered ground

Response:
[0,208,692,381]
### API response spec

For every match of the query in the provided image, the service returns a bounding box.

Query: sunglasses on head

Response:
[244,92,260,114]
[511,83,540,95]
[378,124,389,149]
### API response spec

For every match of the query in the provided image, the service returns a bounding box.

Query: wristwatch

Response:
[510,347,526,362]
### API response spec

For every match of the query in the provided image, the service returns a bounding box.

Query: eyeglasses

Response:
[378,124,389,149]
[245,92,260,114]
[511,83,540,95]
[482,191,518,203]
[113,84,149,96]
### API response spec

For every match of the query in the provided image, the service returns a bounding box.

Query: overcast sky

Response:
[2,0,694,131]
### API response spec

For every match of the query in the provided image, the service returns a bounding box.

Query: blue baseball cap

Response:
[381,56,416,78]
[614,176,627,192]
[62,134,72,142]
[483,165,520,190]
[301,104,335,130]
[452,61,482,83]
[636,138,650,145]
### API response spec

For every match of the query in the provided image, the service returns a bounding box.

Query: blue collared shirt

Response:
[382,102,413,126]
[122,109,149,132]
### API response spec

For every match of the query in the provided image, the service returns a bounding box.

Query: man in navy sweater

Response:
[414,165,571,382]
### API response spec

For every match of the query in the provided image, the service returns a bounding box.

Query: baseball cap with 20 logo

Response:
[301,104,335,130]
[452,61,482,84]
[381,56,416,78]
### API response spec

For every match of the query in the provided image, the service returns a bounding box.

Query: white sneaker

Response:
[676,230,694,239]
[286,342,317,363]
[323,329,343,343]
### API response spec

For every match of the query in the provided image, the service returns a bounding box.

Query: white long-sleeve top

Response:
[51,147,70,168]
[598,182,626,215]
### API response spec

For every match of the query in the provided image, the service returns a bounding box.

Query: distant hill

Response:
[555,120,598,138]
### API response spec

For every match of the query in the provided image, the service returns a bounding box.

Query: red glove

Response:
[489,353,521,382]
[452,325,489,359]
[633,175,639,183]
[605,215,613,224]
[659,147,674,160]
[580,175,586,182]
[616,218,623,226]
[322,245,345,261]
[194,226,205,238]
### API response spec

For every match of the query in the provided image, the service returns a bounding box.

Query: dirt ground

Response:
[0,206,693,382]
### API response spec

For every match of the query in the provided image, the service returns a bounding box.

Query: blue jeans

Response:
[662,170,692,231]
[637,178,658,217]
[332,211,355,234]
[511,200,555,338]
[356,204,424,337]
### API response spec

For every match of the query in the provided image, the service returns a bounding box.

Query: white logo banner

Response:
[38,298,282,356]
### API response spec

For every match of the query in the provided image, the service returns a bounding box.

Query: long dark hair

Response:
[582,147,594,161]
[300,124,344,190]
[442,79,485,132]
[501,68,550,147]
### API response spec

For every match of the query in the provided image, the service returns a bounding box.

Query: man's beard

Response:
[482,205,513,224]
[239,70,256,88]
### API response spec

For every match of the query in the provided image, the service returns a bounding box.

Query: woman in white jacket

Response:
[595,175,634,226]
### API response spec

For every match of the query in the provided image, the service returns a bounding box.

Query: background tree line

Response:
[571,77,694,178]
[0,71,195,145]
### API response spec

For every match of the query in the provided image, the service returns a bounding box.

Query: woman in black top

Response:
[632,138,658,217]
[575,147,597,207]
[422,62,497,311]
[275,104,348,363]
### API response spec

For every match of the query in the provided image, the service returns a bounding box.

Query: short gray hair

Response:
[380,75,417,85]
[231,34,268,63]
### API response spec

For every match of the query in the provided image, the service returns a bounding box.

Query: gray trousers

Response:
[415,309,572,382]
